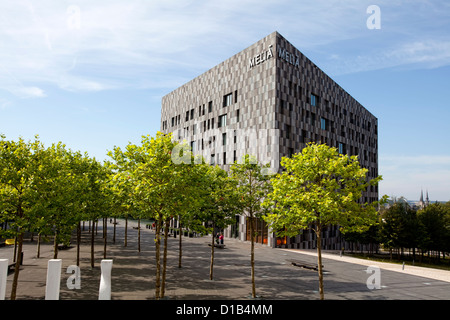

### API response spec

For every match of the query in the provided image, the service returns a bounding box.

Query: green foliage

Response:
[263,143,384,237]
[0,134,110,246]
[199,164,241,231]
[230,154,272,220]
[417,202,449,254]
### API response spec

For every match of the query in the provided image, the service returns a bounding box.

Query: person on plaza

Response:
[219,233,224,245]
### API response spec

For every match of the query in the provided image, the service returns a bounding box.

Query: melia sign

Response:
[249,45,274,68]
[249,45,300,69]
[277,47,300,68]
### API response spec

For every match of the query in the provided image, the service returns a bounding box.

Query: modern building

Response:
[161,31,379,250]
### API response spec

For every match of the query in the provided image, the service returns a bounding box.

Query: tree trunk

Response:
[10,232,24,300]
[91,219,95,268]
[178,219,182,268]
[124,216,128,247]
[77,221,81,266]
[103,217,107,259]
[250,216,256,298]
[138,218,141,253]
[113,217,116,244]
[53,230,59,259]
[13,236,17,262]
[154,215,162,300]
[209,223,215,280]
[161,219,169,298]
[316,225,324,300]
[36,233,41,258]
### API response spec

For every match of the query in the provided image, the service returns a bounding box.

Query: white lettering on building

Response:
[278,47,300,68]
[249,45,274,69]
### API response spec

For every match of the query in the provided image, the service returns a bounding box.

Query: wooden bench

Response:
[288,259,322,271]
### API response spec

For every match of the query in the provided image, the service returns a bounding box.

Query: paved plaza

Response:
[1,219,449,300]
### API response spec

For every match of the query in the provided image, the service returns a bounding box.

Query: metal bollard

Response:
[0,259,8,300]
[98,259,113,300]
[45,259,62,300]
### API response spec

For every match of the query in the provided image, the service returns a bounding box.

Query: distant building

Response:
[415,189,430,210]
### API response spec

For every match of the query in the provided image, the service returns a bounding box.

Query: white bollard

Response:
[0,259,8,300]
[98,259,113,300]
[45,259,62,300]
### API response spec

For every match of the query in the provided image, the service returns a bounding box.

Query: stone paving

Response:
[1,219,449,300]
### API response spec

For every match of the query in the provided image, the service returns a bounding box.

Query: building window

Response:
[218,114,227,128]
[211,154,215,165]
[288,148,294,158]
[185,111,189,122]
[234,90,238,103]
[190,109,194,120]
[208,101,213,113]
[171,117,175,127]
[223,93,233,107]
[338,143,345,154]
[285,124,291,139]
[236,109,240,122]
[222,133,227,146]
[311,94,318,107]
[320,117,327,130]
[223,152,227,165]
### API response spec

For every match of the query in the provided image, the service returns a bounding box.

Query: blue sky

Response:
[1,0,449,201]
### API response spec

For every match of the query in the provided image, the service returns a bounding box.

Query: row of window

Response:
[281,94,377,135]
[162,91,239,131]
[179,109,241,138]
[189,136,237,166]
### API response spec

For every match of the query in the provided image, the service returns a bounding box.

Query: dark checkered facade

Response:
[161,32,378,250]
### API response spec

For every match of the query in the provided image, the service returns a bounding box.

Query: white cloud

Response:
[327,40,450,75]
[5,86,47,98]
[0,0,449,96]
[0,0,370,96]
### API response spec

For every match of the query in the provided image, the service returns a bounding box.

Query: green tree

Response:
[263,143,384,300]
[230,154,272,298]
[0,135,44,300]
[379,200,422,260]
[109,132,193,299]
[200,165,241,280]
[418,202,448,262]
